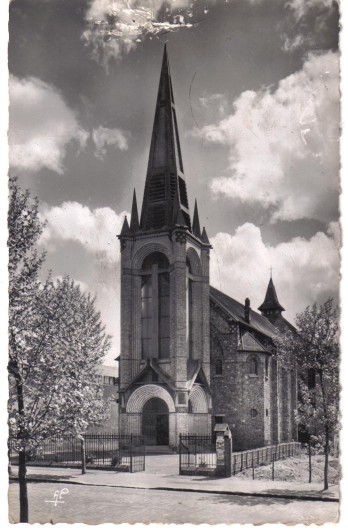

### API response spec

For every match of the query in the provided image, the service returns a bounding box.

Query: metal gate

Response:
[179,434,216,475]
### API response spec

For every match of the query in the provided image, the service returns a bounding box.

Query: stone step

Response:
[145,445,176,455]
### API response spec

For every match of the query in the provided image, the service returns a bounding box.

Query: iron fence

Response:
[9,433,145,473]
[179,434,216,475]
[232,442,301,475]
[179,435,301,477]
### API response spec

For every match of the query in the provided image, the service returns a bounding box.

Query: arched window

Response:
[215,359,223,376]
[250,408,258,418]
[186,258,193,358]
[141,252,170,359]
[265,357,269,379]
[249,356,258,375]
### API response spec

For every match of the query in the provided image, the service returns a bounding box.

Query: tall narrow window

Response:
[141,253,170,359]
[159,272,170,358]
[141,275,152,358]
[249,356,258,375]
[215,359,223,375]
[186,259,193,358]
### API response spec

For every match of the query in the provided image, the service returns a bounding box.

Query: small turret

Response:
[130,189,140,232]
[192,200,201,238]
[201,227,210,246]
[258,277,285,320]
[120,215,130,236]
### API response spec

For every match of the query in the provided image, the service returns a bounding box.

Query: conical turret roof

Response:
[258,277,285,313]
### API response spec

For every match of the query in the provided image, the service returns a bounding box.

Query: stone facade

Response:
[117,46,298,450]
[209,297,297,451]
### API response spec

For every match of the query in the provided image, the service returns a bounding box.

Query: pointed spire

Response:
[192,200,201,238]
[130,189,140,232]
[140,45,191,232]
[120,215,130,236]
[201,227,210,245]
[258,277,285,315]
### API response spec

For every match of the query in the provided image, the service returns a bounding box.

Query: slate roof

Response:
[210,286,278,339]
[258,277,285,312]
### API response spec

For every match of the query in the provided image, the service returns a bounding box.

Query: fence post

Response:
[130,434,133,473]
[78,435,86,474]
[179,434,182,474]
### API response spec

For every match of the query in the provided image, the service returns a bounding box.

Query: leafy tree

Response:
[8,178,111,522]
[275,298,339,490]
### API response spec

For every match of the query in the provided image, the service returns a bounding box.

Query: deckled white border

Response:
[0,1,346,530]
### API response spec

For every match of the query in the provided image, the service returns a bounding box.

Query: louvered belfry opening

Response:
[140,45,191,232]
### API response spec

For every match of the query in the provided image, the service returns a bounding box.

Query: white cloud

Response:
[210,222,340,324]
[192,51,339,223]
[9,75,88,174]
[198,93,227,115]
[82,0,195,68]
[92,126,129,159]
[39,202,129,266]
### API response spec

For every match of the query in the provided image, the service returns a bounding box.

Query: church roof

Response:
[139,45,191,232]
[258,277,285,312]
[210,286,278,339]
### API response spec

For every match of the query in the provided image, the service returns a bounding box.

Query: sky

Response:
[7,0,340,366]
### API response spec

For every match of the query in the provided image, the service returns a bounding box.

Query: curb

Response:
[9,476,339,503]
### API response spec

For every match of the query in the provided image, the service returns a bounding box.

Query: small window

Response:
[215,416,224,424]
[265,358,269,378]
[250,409,258,418]
[215,359,223,376]
[266,408,269,417]
[249,357,258,375]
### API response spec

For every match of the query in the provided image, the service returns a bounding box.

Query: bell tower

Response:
[118,46,212,447]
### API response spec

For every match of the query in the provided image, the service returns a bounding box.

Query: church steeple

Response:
[140,45,191,232]
[258,277,285,317]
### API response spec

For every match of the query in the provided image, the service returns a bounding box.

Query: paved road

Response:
[8,481,339,525]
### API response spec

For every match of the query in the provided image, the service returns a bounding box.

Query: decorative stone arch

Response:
[188,386,208,414]
[186,247,202,276]
[126,385,176,446]
[132,242,173,270]
[126,384,175,413]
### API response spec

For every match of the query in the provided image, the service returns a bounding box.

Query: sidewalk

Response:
[9,459,339,503]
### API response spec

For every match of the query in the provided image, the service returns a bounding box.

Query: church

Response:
[117,46,298,451]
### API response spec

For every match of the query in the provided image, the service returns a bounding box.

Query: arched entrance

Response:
[142,398,169,446]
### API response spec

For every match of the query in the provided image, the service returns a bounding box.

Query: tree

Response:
[8,178,111,522]
[275,298,339,490]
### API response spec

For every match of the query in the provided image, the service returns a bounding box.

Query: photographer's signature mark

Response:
[45,488,69,506]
